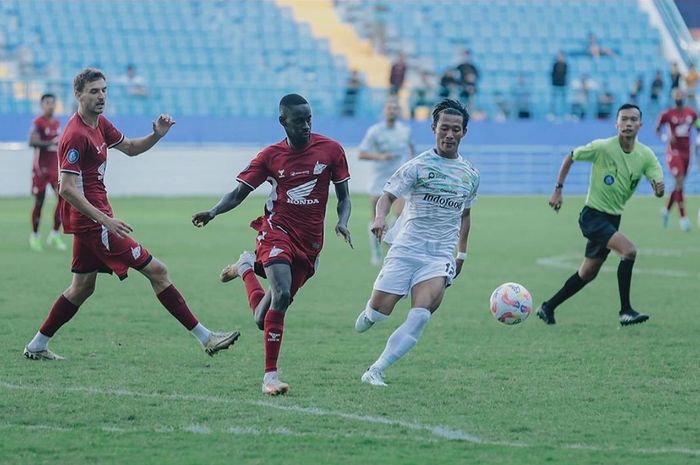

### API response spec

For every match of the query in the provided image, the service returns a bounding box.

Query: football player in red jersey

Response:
[28,93,65,252]
[192,93,353,396]
[23,68,240,361]
[656,88,697,231]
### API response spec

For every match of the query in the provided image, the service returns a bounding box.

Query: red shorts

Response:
[31,166,58,197]
[666,149,690,177]
[254,227,318,298]
[71,227,152,280]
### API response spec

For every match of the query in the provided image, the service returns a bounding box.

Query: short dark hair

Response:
[40,93,55,102]
[432,98,470,129]
[74,68,106,93]
[279,93,308,110]
[616,103,642,119]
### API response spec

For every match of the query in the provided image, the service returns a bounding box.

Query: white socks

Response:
[190,323,212,345]
[27,331,50,352]
[371,307,431,372]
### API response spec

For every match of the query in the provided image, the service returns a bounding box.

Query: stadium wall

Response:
[2,119,694,196]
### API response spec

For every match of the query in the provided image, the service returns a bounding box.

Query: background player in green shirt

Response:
[537,103,665,326]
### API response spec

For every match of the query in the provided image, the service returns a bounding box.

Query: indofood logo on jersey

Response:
[423,193,463,210]
[287,179,319,205]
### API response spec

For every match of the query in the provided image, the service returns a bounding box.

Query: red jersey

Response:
[58,113,124,234]
[237,133,351,256]
[658,107,697,153]
[30,115,60,176]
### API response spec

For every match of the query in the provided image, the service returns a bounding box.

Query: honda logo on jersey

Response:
[286,179,319,205]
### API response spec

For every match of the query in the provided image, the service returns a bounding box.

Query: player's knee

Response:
[67,282,95,303]
[623,246,637,261]
[34,193,45,206]
[271,289,291,310]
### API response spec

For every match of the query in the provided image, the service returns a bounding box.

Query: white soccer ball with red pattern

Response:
[489,282,533,325]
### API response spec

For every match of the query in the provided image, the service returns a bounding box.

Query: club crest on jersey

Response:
[67,148,80,164]
[269,246,284,257]
[604,175,615,185]
[313,161,327,175]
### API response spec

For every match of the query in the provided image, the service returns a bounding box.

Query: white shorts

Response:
[373,254,456,297]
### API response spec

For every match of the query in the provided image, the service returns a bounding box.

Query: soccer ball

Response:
[489,282,533,325]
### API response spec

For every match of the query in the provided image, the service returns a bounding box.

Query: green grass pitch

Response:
[1,195,698,465]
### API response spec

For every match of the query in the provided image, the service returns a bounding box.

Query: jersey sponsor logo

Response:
[290,170,309,176]
[131,246,142,260]
[423,193,464,210]
[269,246,284,257]
[604,175,615,185]
[67,149,80,164]
[286,179,319,205]
[313,161,327,175]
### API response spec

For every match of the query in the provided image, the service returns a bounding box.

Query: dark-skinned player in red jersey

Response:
[23,68,240,361]
[192,94,353,396]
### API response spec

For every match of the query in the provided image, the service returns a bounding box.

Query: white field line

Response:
[1,381,698,457]
[536,249,700,278]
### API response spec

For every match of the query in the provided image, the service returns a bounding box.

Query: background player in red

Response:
[28,93,66,252]
[192,93,353,396]
[23,68,240,361]
[656,88,697,231]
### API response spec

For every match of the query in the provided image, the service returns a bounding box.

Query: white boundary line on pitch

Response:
[535,249,700,279]
[1,381,698,457]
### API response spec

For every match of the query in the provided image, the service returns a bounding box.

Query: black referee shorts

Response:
[578,206,621,259]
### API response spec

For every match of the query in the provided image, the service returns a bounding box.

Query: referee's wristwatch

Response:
[554,183,564,190]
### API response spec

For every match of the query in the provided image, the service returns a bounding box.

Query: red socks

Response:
[241,269,265,313]
[156,285,199,330]
[264,309,285,372]
[39,295,80,336]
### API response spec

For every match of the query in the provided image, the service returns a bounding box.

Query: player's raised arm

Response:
[192,182,254,227]
[548,151,574,212]
[334,180,353,248]
[114,114,175,157]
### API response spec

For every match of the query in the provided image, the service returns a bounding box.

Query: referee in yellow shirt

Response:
[537,104,665,326]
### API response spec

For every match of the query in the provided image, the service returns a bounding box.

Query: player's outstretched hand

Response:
[103,217,133,238]
[548,190,563,212]
[153,114,176,138]
[192,211,214,228]
[335,223,353,249]
[652,180,665,198]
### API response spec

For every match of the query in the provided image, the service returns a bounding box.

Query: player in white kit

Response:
[354,99,480,386]
[359,99,414,265]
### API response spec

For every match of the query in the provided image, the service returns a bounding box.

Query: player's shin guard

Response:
[39,295,80,337]
[372,308,431,371]
[264,309,285,373]
[617,259,635,313]
[156,284,199,330]
[241,269,265,312]
[546,272,589,310]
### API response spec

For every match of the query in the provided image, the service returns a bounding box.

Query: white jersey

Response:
[383,149,480,260]
[359,120,413,196]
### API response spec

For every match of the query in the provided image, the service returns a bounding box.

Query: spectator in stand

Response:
[512,73,532,119]
[493,91,510,122]
[684,63,699,108]
[370,0,388,54]
[409,70,436,119]
[586,33,617,59]
[570,74,597,120]
[549,51,568,119]
[670,62,682,93]
[629,75,644,105]
[389,52,408,95]
[117,64,149,98]
[438,69,459,99]
[456,49,479,109]
[650,69,664,115]
[342,69,364,117]
[596,83,615,119]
